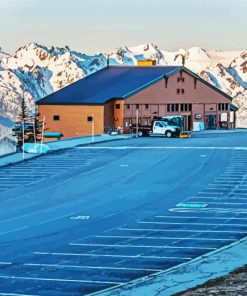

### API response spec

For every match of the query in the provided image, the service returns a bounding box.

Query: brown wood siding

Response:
[38,105,104,139]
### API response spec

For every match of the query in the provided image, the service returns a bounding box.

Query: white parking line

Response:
[213,180,241,183]
[189,196,247,202]
[69,242,215,251]
[185,201,247,206]
[137,221,247,227]
[0,262,12,265]
[206,185,236,188]
[118,227,246,234]
[33,251,191,260]
[219,176,245,178]
[0,275,122,285]
[198,192,224,195]
[170,208,247,214]
[76,146,247,150]
[155,215,247,221]
[24,263,161,272]
[0,293,38,296]
[95,235,235,242]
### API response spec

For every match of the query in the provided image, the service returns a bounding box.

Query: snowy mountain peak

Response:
[0,42,247,135]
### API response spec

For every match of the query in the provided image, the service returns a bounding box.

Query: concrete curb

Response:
[0,135,134,168]
[91,235,247,296]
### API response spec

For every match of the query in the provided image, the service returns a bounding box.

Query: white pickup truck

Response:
[131,120,181,137]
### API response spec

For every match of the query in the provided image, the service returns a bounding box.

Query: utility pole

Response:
[136,109,139,138]
[91,115,94,143]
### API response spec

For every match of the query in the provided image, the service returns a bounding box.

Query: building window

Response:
[218,103,229,111]
[189,104,192,111]
[53,115,60,121]
[167,104,178,113]
[177,89,180,94]
[136,104,139,109]
[177,77,185,83]
[180,104,184,112]
[145,104,149,109]
[87,116,93,122]
[181,89,185,94]
[127,104,130,109]
[116,103,121,109]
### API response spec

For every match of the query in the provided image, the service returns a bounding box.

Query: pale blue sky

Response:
[0,0,246,54]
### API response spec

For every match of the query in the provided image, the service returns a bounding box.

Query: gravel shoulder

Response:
[176,264,247,296]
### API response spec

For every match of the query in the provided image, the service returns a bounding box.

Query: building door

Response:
[206,113,217,129]
[187,115,192,131]
[124,118,131,133]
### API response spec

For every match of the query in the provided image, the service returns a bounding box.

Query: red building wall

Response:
[123,70,231,131]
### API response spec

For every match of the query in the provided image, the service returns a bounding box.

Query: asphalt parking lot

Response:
[0,132,247,295]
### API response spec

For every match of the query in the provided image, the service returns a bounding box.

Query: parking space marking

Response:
[0,275,122,285]
[0,262,12,265]
[211,180,239,183]
[69,242,215,251]
[185,201,247,206]
[189,196,247,202]
[33,251,191,260]
[170,208,247,214]
[118,227,246,234]
[24,263,162,272]
[198,192,224,195]
[137,221,247,227]
[155,215,247,220]
[95,235,235,242]
[0,293,38,296]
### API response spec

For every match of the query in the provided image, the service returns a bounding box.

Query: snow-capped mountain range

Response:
[0,42,246,137]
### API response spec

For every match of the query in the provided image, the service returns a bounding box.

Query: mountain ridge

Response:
[0,42,246,138]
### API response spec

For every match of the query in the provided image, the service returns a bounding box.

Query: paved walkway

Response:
[0,134,132,168]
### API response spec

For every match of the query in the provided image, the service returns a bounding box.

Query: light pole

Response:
[91,115,94,143]
[136,109,139,138]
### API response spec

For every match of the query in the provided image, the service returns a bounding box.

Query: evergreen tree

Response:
[12,95,32,147]
[27,107,43,143]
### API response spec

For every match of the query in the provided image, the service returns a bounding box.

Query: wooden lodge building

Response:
[37,66,238,138]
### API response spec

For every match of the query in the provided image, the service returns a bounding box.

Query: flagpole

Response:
[22,120,25,160]
[41,116,45,153]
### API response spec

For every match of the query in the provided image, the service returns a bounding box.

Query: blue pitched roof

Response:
[37,66,181,105]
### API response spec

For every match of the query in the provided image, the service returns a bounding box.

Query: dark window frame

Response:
[177,89,180,94]
[136,104,140,109]
[87,116,94,122]
[53,115,60,121]
[115,103,121,110]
